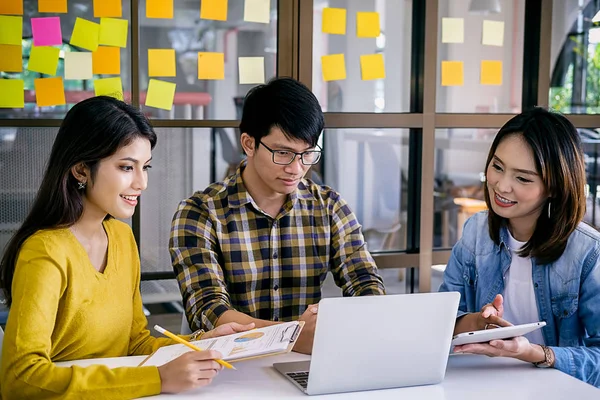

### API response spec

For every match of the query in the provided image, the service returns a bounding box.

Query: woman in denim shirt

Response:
[440,108,600,387]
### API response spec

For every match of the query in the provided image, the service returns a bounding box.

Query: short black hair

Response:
[239,77,324,147]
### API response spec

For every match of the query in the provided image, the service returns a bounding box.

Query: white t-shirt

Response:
[502,230,546,345]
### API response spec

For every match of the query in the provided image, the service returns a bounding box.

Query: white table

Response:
[57,352,599,399]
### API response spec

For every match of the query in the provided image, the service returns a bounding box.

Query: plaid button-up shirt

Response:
[170,164,385,331]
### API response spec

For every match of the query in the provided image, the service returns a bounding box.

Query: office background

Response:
[1,0,600,324]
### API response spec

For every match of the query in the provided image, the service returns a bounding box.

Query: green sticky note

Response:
[94,77,123,100]
[70,17,100,51]
[145,79,176,110]
[99,18,128,48]
[0,79,24,108]
[28,46,60,75]
[0,15,22,45]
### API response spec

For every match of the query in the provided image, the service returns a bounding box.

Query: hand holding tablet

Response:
[451,321,547,346]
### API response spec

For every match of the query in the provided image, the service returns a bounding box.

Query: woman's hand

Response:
[455,294,512,335]
[453,336,547,364]
[158,350,223,394]
[201,322,255,340]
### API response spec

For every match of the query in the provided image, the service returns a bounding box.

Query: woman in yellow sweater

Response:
[0,96,253,399]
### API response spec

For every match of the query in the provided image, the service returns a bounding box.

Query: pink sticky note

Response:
[31,17,62,46]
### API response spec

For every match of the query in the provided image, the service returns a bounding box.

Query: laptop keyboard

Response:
[286,371,309,389]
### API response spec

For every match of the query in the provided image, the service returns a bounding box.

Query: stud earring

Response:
[77,181,86,190]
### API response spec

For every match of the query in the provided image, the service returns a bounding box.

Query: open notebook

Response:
[139,321,304,366]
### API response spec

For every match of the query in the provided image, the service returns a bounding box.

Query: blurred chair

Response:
[214,127,244,179]
[453,197,487,238]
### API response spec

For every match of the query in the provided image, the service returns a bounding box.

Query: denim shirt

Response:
[439,211,600,387]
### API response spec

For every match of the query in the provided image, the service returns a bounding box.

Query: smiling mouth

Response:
[495,192,517,204]
[120,195,138,201]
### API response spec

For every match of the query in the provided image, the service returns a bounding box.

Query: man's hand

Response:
[292,304,318,355]
[202,322,256,340]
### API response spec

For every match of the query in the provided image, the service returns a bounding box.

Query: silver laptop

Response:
[274,292,460,395]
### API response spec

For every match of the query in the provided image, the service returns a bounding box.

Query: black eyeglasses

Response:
[259,141,322,165]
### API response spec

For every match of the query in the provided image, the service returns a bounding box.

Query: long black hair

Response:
[0,96,157,305]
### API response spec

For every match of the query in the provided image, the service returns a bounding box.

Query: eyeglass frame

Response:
[258,140,322,166]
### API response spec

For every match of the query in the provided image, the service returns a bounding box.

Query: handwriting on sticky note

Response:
[0,79,24,108]
[360,53,385,80]
[0,0,23,15]
[148,49,176,77]
[441,61,464,86]
[99,18,128,48]
[94,77,123,100]
[480,60,502,85]
[356,12,380,38]
[39,0,67,13]
[321,54,346,81]
[34,77,66,107]
[244,0,270,24]
[0,15,22,46]
[0,44,22,72]
[198,52,225,80]
[442,17,464,44]
[145,79,177,110]
[94,0,122,18]
[147,0,173,18]
[28,46,60,76]
[65,52,93,80]
[201,0,228,21]
[322,8,346,35]
[31,17,62,47]
[70,18,100,51]
[92,46,121,75]
[482,20,504,46]
[238,57,265,84]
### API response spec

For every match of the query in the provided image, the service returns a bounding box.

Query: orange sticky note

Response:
[39,0,67,13]
[201,0,228,21]
[147,0,173,18]
[0,0,23,15]
[481,60,502,85]
[441,61,464,86]
[360,54,385,80]
[198,52,224,80]
[321,54,346,81]
[145,79,176,110]
[70,18,100,51]
[92,46,120,75]
[34,77,65,107]
[94,0,122,18]
[94,77,123,100]
[356,12,380,38]
[0,79,24,108]
[0,15,22,45]
[28,46,60,75]
[148,49,176,77]
[0,44,22,72]
[322,8,346,35]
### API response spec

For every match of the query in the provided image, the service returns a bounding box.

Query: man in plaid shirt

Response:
[170,78,385,354]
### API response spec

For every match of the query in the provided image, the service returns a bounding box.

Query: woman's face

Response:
[83,137,152,220]
[486,134,548,228]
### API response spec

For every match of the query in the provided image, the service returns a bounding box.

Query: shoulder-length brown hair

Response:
[483,107,586,264]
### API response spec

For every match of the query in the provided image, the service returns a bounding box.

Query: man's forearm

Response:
[215,309,280,328]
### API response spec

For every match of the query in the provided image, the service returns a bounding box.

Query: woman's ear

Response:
[70,162,89,185]
[240,133,256,157]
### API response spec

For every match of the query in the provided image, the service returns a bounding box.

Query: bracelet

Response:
[189,329,205,341]
[533,345,555,368]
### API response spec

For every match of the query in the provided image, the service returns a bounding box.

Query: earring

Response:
[77,181,86,190]
[547,201,551,219]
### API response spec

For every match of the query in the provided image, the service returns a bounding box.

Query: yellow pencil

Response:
[154,325,236,370]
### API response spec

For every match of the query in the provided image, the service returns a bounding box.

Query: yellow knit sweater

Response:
[0,219,176,399]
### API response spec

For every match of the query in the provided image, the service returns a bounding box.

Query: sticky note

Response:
[94,0,122,18]
[34,77,65,107]
[238,57,264,84]
[39,0,67,13]
[147,0,173,18]
[0,15,22,45]
[0,44,22,72]
[482,20,504,46]
[321,54,346,81]
[441,17,464,44]
[65,52,93,80]
[146,79,176,110]
[0,79,24,108]
[244,0,270,24]
[92,46,120,75]
[360,54,385,80]
[322,8,346,35]
[28,46,60,76]
[99,18,128,48]
[441,61,464,86]
[201,0,228,21]
[31,17,62,47]
[70,18,100,51]
[148,49,176,77]
[481,60,502,85]
[198,52,224,80]
[0,0,23,15]
[357,12,380,38]
[94,77,123,100]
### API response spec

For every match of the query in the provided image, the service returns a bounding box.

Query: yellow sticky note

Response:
[148,49,176,77]
[322,8,346,35]
[94,0,122,18]
[441,61,464,86]
[360,54,385,80]
[357,12,380,38]
[0,79,24,108]
[238,57,265,84]
[198,52,224,80]
[94,77,123,100]
[482,20,504,46]
[0,0,23,15]
[99,18,128,48]
[244,0,270,24]
[201,0,228,21]
[28,46,60,76]
[442,17,464,44]
[39,0,67,13]
[34,77,65,107]
[92,46,121,75]
[0,15,22,45]
[0,44,22,72]
[70,18,100,51]
[147,0,173,18]
[145,79,176,110]
[321,54,346,81]
[481,60,502,85]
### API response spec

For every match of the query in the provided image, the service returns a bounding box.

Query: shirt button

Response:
[274,284,279,291]
[273,252,278,259]
[534,283,539,288]
[274,316,279,321]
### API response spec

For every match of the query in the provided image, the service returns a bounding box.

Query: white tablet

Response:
[451,321,547,346]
